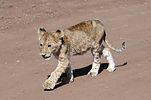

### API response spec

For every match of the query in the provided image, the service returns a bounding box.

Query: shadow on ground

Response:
[45,62,127,91]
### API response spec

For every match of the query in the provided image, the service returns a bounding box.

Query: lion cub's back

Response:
[68,20,95,32]
[66,20,103,55]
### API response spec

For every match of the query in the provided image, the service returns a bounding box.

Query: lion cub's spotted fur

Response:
[37,20,126,90]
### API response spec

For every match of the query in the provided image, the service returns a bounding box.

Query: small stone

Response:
[8,5,13,8]
[32,4,36,8]
[16,60,21,63]
[4,62,8,64]
[0,16,4,20]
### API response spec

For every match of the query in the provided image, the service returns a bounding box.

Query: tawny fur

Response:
[37,20,126,90]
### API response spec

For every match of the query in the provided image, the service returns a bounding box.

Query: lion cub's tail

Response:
[104,31,126,53]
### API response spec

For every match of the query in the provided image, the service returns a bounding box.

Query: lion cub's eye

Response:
[48,44,51,47]
[40,44,43,47]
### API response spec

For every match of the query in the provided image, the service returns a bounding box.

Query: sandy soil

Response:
[0,0,151,100]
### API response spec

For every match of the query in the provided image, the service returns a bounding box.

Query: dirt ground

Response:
[0,0,151,100]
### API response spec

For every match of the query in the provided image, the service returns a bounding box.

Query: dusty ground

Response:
[0,0,151,100]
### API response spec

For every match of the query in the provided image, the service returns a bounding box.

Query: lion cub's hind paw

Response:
[107,67,116,72]
[88,71,98,77]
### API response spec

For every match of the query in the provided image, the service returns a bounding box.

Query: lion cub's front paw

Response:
[43,79,55,90]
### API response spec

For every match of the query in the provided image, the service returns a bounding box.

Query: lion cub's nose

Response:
[40,53,46,58]
[41,55,46,58]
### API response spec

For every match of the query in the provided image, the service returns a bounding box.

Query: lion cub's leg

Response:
[61,67,74,83]
[43,57,70,90]
[88,48,101,76]
[66,67,74,82]
[102,48,116,72]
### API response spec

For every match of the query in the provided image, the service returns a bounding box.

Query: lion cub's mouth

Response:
[41,55,51,60]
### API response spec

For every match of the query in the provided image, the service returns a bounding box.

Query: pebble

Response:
[4,62,8,64]
[16,60,21,63]
[31,4,36,8]
[0,16,4,20]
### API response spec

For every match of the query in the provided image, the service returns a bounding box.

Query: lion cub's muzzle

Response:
[40,53,51,60]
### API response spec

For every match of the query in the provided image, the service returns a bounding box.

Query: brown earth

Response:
[0,0,151,100]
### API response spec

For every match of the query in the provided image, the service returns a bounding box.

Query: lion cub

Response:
[37,20,126,90]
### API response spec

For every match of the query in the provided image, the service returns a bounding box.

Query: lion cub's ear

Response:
[56,29,64,37]
[56,29,61,33]
[56,29,65,44]
[37,28,46,40]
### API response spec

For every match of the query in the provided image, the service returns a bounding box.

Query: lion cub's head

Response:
[37,28,64,60]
